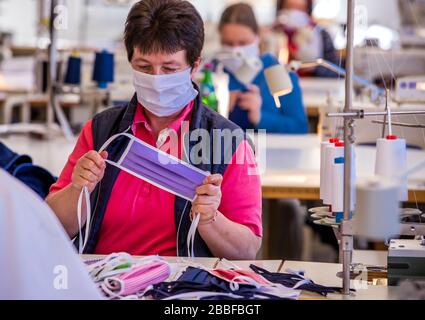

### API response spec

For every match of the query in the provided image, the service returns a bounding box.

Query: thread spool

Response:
[332,155,355,223]
[332,157,344,222]
[354,177,400,240]
[64,52,82,85]
[323,140,344,205]
[375,135,407,201]
[320,141,331,201]
[350,144,357,208]
[320,138,339,201]
[92,49,114,89]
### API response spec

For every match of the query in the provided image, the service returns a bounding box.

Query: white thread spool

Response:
[331,157,344,213]
[350,144,357,208]
[323,141,344,205]
[375,135,407,201]
[332,153,356,223]
[354,177,400,240]
[320,140,331,201]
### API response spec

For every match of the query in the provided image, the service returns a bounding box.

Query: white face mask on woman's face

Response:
[219,41,260,74]
[132,68,198,117]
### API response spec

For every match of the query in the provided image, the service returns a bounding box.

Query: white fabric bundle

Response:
[0,169,103,299]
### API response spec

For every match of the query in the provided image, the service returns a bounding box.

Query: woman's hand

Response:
[191,174,223,223]
[238,84,262,125]
[71,150,108,193]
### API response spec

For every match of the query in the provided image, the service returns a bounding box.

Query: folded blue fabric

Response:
[0,142,56,198]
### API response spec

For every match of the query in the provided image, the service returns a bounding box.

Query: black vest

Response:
[80,86,251,257]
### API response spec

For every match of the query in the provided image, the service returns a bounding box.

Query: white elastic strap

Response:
[229,275,263,292]
[101,277,124,298]
[186,212,200,258]
[86,252,132,273]
[220,258,243,270]
[76,128,132,254]
[283,268,313,289]
[77,186,90,254]
[98,127,132,153]
[284,268,307,279]
[292,279,311,289]
[87,252,133,281]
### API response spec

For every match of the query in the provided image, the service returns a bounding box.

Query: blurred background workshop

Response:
[1,0,425,300]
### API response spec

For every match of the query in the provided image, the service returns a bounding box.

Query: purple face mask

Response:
[76,131,209,254]
[104,132,208,201]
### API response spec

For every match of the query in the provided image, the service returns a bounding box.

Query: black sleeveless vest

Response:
[80,85,251,257]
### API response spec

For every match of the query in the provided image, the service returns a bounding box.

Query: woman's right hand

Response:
[71,150,108,193]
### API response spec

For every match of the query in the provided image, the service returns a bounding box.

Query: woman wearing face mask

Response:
[218,3,308,133]
[46,0,262,260]
[275,0,339,78]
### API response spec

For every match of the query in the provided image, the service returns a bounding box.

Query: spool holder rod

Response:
[327,110,425,118]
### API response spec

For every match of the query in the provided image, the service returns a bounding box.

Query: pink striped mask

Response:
[101,260,170,298]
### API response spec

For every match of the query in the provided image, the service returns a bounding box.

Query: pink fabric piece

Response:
[210,269,271,285]
[104,260,170,296]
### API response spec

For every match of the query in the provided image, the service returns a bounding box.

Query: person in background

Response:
[46,0,262,260]
[275,0,339,78]
[217,3,308,134]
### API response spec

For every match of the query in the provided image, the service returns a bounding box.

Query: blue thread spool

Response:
[64,53,82,85]
[92,50,114,89]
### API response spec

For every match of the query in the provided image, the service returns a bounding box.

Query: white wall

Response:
[0,0,403,49]
[0,0,38,45]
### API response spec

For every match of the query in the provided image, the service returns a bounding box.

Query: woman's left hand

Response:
[238,84,262,125]
[191,174,223,223]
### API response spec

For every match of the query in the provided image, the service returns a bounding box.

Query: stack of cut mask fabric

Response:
[84,254,299,300]
[85,253,172,299]
[144,266,300,300]
[84,254,347,300]
[144,265,353,300]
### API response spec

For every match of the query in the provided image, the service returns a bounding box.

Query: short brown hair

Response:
[124,0,204,67]
[276,0,313,16]
[218,3,259,35]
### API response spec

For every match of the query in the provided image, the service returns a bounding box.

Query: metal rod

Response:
[47,0,74,141]
[341,0,355,296]
[292,59,384,95]
[372,120,425,128]
[381,89,389,138]
[47,0,58,133]
[327,110,425,117]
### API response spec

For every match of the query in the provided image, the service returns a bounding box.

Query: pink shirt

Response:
[49,102,262,256]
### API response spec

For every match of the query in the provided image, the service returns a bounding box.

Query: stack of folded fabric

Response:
[84,254,349,300]
[144,266,300,300]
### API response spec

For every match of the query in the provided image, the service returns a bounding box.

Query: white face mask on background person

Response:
[219,41,260,74]
[293,26,323,61]
[278,9,311,29]
[132,68,198,117]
